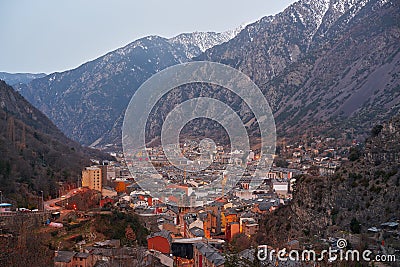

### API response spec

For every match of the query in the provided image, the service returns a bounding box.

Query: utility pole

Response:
[0,191,2,203]
[40,191,44,211]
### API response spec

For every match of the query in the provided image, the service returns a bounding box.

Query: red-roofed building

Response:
[147,230,172,254]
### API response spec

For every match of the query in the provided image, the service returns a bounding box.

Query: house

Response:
[188,227,205,238]
[171,237,203,261]
[54,251,75,267]
[145,250,174,267]
[239,217,256,233]
[99,164,116,187]
[164,208,178,224]
[203,205,222,238]
[147,230,172,254]
[251,201,272,214]
[84,246,144,266]
[0,203,12,212]
[223,209,238,227]
[193,242,225,267]
[82,166,102,192]
[272,180,289,195]
[54,251,94,267]
[73,252,94,267]
[101,186,117,198]
[183,213,204,238]
[99,197,114,208]
[132,199,148,209]
[243,223,259,237]
[160,222,181,236]
[225,222,240,242]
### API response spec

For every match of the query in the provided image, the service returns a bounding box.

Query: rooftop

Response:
[54,251,75,263]
[85,166,101,171]
[148,230,172,244]
[75,252,90,259]
[194,242,225,266]
[172,237,203,244]
[189,227,205,237]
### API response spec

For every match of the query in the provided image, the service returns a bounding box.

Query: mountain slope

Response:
[16,0,399,148]
[197,0,358,82]
[0,72,46,86]
[259,116,400,247]
[197,0,400,137]
[126,0,399,145]
[0,80,109,205]
[16,31,240,147]
[269,0,400,135]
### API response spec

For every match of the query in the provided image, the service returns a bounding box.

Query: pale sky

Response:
[0,0,297,74]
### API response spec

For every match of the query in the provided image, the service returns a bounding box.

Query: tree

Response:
[350,218,361,234]
[125,224,136,245]
[225,253,240,267]
[0,217,53,266]
[349,147,361,161]
[230,233,252,253]
[371,125,383,137]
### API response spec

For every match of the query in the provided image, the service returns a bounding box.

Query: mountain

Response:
[16,0,399,148]
[15,31,241,147]
[197,0,400,137]
[0,72,46,86]
[0,80,110,206]
[259,116,400,247]
[129,0,400,146]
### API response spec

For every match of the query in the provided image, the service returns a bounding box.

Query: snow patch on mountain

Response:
[168,24,246,58]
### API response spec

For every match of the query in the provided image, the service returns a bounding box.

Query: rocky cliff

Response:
[260,116,400,246]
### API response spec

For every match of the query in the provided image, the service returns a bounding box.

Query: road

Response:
[44,188,81,211]
[0,188,82,217]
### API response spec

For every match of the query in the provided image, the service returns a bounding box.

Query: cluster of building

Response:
[56,136,361,267]
[277,136,359,176]
[74,159,299,266]
[54,239,149,267]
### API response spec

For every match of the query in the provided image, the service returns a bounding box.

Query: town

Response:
[3,133,393,267]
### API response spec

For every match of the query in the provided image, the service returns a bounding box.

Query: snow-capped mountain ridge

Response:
[15,0,399,149]
[168,24,246,59]
[14,25,246,146]
[78,25,246,73]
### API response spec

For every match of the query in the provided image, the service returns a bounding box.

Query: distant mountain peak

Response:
[0,72,46,86]
[168,24,246,58]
